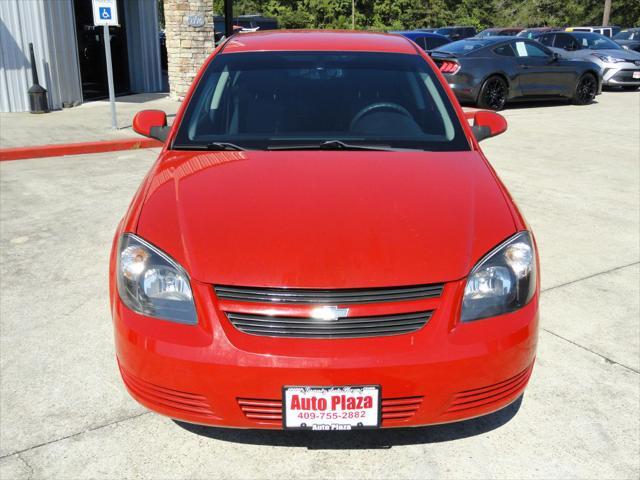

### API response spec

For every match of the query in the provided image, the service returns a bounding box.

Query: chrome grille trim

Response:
[226,311,432,338]
[215,284,444,304]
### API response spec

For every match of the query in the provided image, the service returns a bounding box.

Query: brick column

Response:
[164,0,215,100]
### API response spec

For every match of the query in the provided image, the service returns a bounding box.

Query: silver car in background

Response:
[536,31,640,90]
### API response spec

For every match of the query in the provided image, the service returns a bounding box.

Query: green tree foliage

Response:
[211,0,640,30]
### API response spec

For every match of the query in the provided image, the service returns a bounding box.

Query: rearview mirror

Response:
[132,110,169,142]
[471,111,507,142]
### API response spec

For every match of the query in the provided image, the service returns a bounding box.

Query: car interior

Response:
[182,53,459,146]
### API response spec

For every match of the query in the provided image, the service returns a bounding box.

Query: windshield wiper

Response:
[268,140,408,151]
[206,142,246,151]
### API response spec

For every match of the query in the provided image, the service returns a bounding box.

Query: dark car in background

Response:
[517,27,561,39]
[213,15,278,42]
[391,31,451,51]
[614,28,640,53]
[536,31,640,90]
[430,37,601,109]
[435,26,477,41]
[476,28,523,38]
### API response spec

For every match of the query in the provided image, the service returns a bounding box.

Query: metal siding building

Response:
[0,0,162,112]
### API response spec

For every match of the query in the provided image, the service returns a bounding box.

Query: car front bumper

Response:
[602,62,640,86]
[112,278,539,429]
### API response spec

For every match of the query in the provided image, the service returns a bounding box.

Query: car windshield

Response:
[173,51,469,151]
[614,31,637,40]
[477,30,498,38]
[434,39,492,55]
[572,32,622,50]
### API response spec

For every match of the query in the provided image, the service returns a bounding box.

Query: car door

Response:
[512,40,567,96]
[547,34,583,95]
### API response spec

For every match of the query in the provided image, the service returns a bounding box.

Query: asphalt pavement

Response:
[0,91,638,479]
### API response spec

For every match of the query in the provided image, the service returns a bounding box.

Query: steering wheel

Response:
[350,102,413,131]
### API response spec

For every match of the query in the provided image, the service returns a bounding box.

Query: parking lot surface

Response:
[1,91,638,479]
[0,94,179,148]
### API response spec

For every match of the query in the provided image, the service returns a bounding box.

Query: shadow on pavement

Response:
[504,99,599,110]
[174,396,523,450]
[112,93,173,104]
[601,86,639,93]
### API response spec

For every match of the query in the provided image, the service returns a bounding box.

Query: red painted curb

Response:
[0,137,163,161]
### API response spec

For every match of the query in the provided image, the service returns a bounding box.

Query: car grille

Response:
[612,69,640,82]
[237,395,424,425]
[444,365,533,414]
[214,284,444,304]
[238,398,282,423]
[226,311,432,338]
[380,396,424,421]
[119,364,215,418]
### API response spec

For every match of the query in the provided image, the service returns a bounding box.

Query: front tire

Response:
[477,76,508,111]
[573,74,597,105]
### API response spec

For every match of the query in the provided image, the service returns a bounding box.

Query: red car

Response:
[111,31,539,431]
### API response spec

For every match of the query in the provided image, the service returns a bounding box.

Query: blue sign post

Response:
[92,0,119,129]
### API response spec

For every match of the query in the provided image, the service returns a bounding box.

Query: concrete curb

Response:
[0,138,163,161]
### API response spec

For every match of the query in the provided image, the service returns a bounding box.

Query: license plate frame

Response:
[282,385,381,430]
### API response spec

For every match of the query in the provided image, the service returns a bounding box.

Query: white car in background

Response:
[565,26,621,38]
[536,31,640,90]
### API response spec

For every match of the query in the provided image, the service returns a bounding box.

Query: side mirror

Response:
[132,110,169,142]
[471,110,507,142]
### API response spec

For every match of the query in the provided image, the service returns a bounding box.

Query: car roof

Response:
[563,31,606,37]
[459,36,521,44]
[222,30,419,54]
[568,25,617,29]
[391,31,449,40]
[482,27,520,31]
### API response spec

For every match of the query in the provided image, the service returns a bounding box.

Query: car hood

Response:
[568,48,640,61]
[136,150,516,288]
[616,40,640,50]
[596,48,640,59]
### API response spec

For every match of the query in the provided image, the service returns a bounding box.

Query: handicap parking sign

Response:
[92,0,118,26]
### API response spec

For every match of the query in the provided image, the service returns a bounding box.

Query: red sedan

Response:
[111,31,539,431]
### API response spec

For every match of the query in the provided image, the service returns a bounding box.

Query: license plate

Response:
[283,385,380,430]
[633,71,640,79]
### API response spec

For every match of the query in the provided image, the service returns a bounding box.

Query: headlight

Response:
[461,231,536,322]
[117,234,197,325]
[591,53,626,63]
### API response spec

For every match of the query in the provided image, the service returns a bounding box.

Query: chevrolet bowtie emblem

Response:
[310,306,350,321]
